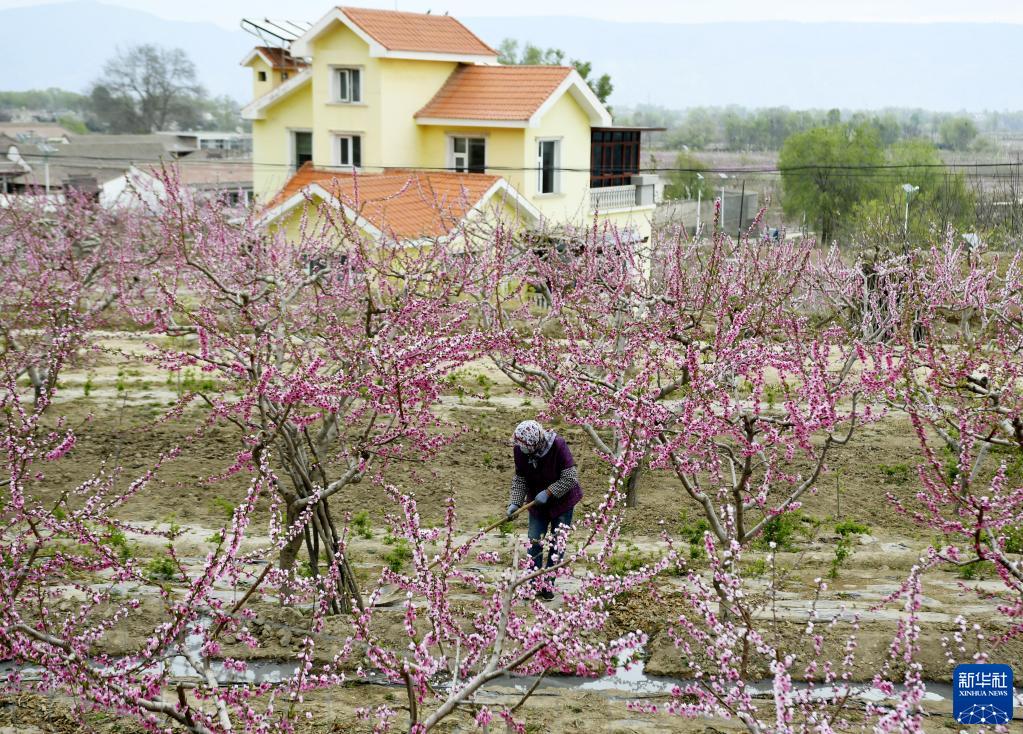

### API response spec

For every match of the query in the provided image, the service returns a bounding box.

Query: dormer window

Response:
[257,71,267,82]
[333,68,362,103]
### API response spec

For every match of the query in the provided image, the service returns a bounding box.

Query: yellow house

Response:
[241,6,659,243]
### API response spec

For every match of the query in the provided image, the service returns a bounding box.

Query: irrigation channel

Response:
[4,618,1021,722]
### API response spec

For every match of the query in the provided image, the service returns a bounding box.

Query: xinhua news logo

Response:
[953,664,1014,725]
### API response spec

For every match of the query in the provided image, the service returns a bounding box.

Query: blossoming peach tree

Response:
[0,178,667,733]
[481,215,897,548]
[0,182,1014,733]
[474,215,961,732]
[885,238,1023,635]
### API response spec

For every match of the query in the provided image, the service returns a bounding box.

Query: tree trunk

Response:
[625,465,642,508]
[279,500,304,607]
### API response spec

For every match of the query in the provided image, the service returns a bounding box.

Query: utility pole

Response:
[902,183,920,246]
[736,179,746,241]
[695,172,704,237]
[38,143,57,197]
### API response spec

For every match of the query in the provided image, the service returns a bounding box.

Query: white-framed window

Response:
[537,138,560,194]
[334,134,362,168]
[333,67,362,103]
[257,70,267,82]
[449,136,486,173]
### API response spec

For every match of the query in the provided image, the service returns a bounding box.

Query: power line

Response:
[16,153,1023,173]
[11,154,1023,186]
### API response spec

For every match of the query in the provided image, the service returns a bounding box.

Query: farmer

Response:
[506,420,582,600]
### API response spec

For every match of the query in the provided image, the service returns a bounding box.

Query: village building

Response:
[241,6,660,244]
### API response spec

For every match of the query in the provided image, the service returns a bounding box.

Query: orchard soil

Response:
[12,336,1023,731]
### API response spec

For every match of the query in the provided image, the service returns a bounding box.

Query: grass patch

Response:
[609,545,655,575]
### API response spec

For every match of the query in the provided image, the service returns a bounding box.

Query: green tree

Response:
[57,115,89,135]
[496,38,613,104]
[0,88,89,114]
[871,112,902,147]
[88,84,142,133]
[671,108,716,149]
[197,94,247,133]
[90,45,203,132]
[664,151,710,200]
[850,138,974,250]
[779,123,884,244]
[938,116,979,150]
[889,138,973,235]
[496,38,519,65]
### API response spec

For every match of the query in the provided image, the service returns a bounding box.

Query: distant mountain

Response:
[2,1,251,100]
[462,16,1023,112]
[4,1,1023,111]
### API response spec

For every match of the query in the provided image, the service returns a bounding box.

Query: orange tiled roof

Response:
[254,46,308,69]
[415,65,574,122]
[339,6,497,56]
[269,164,502,239]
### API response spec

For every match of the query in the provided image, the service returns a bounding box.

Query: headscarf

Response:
[513,420,557,467]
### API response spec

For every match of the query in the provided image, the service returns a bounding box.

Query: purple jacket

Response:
[513,436,583,520]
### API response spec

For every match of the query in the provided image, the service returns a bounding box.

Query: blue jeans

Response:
[528,507,574,571]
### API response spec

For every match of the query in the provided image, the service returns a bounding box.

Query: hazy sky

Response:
[3,0,1023,28]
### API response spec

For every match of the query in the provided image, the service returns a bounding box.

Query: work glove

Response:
[534,490,550,505]
[507,503,520,518]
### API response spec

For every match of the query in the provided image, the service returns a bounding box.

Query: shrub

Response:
[829,520,870,579]
[958,560,996,580]
[609,546,653,575]
[879,463,912,484]
[744,557,768,577]
[145,556,178,581]
[835,520,870,537]
[678,512,710,545]
[352,511,372,539]
[102,527,132,561]
[484,515,516,536]
[383,540,413,573]
[211,497,235,520]
[1002,526,1023,555]
[757,511,808,551]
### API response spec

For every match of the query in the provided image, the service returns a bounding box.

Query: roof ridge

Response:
[335,5,498,56]
[495,64,575,69]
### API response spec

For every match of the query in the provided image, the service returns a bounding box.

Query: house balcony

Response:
[589,174,660,213]
[590,125,663,213]
[590,184,636,212]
